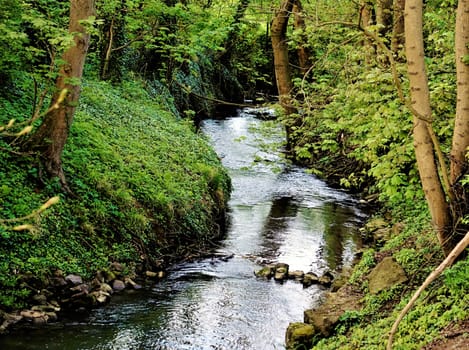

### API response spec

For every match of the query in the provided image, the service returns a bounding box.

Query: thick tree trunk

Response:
[404,0,452,255]
[28,0,95,186]
[391,0,405,55]
[451,0,469,185]
[293,0,310,75]
[271,0,295,115]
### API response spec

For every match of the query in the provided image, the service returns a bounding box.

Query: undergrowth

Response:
[313,205,469,350]
[0,78,230,309]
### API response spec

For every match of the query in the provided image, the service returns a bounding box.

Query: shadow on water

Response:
[260,196,299,260]
[0,108,367,350]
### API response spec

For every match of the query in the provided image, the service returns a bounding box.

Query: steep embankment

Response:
[0,79,231,317]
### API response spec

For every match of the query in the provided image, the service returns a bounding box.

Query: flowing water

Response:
[0,108,366,349]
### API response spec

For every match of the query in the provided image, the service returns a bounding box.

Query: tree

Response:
[451,0,469,194]
[292,0,310,75]
[376,0,393,36]
[271,0,295,116]
[404,0,469,255]
[26,0,96,187]
[391,0,405,56]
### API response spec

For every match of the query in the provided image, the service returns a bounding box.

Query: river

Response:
[0,108,366,349]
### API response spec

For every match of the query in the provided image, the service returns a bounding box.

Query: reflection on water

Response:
[0,109,366,350]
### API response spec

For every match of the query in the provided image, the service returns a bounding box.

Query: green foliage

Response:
[0,78,230,309]
[314,222,468,350]
[349,248,375,286]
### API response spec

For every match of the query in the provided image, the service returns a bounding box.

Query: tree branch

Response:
[387,230,469,350]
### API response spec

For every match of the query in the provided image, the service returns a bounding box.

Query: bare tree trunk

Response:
[391,0,405,55]
[360,1,375,63]
[27,0,95,187]
[271,0,297,151]
[101,17,114,80]
[293,0,310,75]
[451,0,469,185]
[271,0,295,115]
[404,0,452,255]
[376,0,393,36]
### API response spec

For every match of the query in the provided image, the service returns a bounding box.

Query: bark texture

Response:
[451,0,469,185]
[28,0,96,185]
[293,0,310,75]
[391,0,405,55]
[271,0,295,115]
[376,0,393,35]
[404,0,452,255]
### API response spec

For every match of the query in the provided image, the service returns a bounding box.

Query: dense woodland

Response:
[1,0,469,348]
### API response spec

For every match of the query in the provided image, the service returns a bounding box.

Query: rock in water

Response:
[274,263,289,281]
[302,272,319,287]
[254,265,274,278]
[285,322,316,349]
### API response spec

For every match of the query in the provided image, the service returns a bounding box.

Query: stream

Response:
[0,108,366,349]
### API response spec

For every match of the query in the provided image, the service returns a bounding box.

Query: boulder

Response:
[373,227,392,243]
[285,322,316,349]
[110,262,124,273]
[318,272,334,287]
[364,218,388,232]
[304,285,362,337]
[288,270,305,280]
[65,274,83,286]
[100,282,114,294]
[89,290,111,305]
[112,280,126,292]
[302,272,319,287]
[254,265,274,278]
[70,284,89,299]
[367,257,407,294]
[31,293,48,305]
[0,313,23,334]
[274,263,289,281]
[31,303,60,313]
[124,277,142,290]
[145,271,158,279]
[20,310,48,324]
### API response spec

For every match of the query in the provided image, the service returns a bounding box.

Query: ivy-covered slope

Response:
[0,79,230,309]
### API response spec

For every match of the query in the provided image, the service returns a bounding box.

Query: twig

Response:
[387,230,469,350]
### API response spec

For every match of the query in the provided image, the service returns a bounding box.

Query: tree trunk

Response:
[376,0,393,36]
[293,0,310,75]
[27,0,95,186]
[391,0,405,56]
[451,0,469,185]
[271,0,297,151]
[360,1,375,63]
[271,0,295,115]
[404,0,452,255]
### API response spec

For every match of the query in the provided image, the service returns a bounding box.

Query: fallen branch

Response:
[387,230,469,350]
[173,80,257,108]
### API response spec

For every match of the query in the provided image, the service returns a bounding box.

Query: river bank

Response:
[0,78,231,333]
[0,105,368,349]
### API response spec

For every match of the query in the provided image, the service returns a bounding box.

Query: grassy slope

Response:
[312,204,469,349]
[0,78,230,309]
